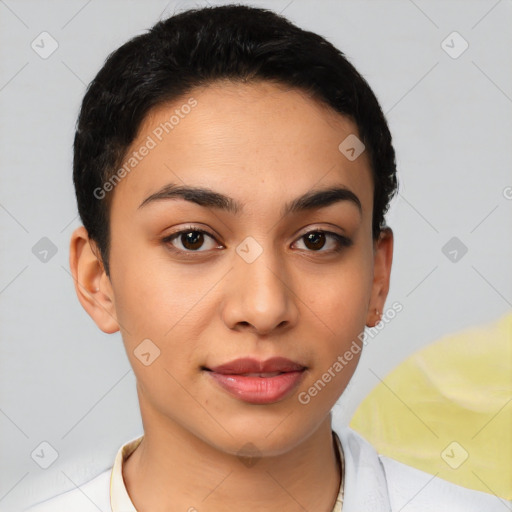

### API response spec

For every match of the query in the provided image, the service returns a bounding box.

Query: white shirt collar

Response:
[109,434,142,512]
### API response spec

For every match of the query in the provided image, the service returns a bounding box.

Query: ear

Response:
[366,227,394,328]
[69,226,119,334]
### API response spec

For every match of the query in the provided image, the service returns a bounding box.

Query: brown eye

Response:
[163,227,220,253]
[294,230,352,253]
[304,231,327,251]
[180,231,205,250]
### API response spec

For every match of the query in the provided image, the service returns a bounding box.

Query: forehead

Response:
[111,80,373,219]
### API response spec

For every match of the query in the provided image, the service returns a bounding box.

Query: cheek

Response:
[300,253,371,379]
[109,251,168,353]
[303,259,372,324]
[110,242,187,324]
[109,246,218,378]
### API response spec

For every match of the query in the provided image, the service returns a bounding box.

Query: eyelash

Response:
[161,225,353,256]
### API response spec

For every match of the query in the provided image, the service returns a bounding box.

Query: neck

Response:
[123,407,341,512]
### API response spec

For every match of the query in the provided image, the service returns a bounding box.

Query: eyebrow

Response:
[138,183,362,218]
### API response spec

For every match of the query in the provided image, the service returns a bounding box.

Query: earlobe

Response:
[366,227,394,328]
[69,226,119,334]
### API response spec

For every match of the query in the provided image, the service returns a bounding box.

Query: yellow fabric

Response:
[351,312,512,500]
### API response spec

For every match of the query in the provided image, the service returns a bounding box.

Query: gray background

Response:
[1,0,511,510]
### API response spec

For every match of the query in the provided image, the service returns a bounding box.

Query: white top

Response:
[25,427,504,512]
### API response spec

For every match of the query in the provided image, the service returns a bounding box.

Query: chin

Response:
[193,408,328,458]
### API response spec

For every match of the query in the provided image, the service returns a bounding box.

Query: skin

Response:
[70,80,393,512]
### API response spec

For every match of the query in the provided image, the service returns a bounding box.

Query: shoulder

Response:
[23,468,111,512]
[338,427,506,511]
[379,454,506,511]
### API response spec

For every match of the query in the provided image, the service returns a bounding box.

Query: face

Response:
[72,80,393,456]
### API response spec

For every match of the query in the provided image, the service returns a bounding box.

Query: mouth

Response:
[203,357,307,405]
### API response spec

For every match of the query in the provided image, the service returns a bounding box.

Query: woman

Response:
[27,4,501,511]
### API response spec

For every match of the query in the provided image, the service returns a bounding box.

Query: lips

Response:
[208,357,306,375]
[204,357,307,405]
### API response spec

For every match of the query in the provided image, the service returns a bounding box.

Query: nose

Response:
[221,243,299,336]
